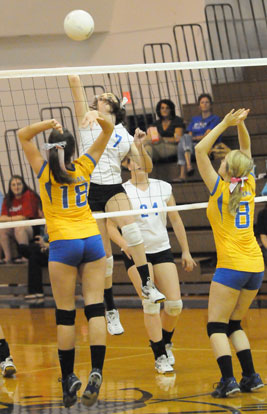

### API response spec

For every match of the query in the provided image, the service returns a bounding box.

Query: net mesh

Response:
[0,58,266,227]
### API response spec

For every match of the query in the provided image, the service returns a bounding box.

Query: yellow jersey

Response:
[207,173,264,272]
[37,154,99,242]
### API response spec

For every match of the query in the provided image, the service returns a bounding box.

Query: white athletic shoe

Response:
[141,279,165,303]
[0,356,17,378]
[165,343,175,366]
[106,309,124,335]
[155,354,174,374]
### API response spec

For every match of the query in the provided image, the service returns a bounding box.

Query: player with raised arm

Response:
[68,76,165,331]
[18,111,114,408]
[195,109,264,398]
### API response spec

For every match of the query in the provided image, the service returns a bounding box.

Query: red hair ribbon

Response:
[229,176,248,193]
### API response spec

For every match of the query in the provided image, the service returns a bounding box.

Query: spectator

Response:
[174,93,221,182]
[0,175,40,264]
[144,99,185,162]
[0,190,4,212]
[19,231,49,300]
[255,203,267,265]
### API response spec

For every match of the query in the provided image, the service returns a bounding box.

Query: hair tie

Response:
[43,141,67,173]
[120,97,128,108]
[43,141,66,150]
[229,176,248,193]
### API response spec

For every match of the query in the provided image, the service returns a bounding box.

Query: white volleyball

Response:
[64,10,94,41]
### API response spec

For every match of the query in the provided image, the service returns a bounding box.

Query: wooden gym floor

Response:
[0,307,267,414]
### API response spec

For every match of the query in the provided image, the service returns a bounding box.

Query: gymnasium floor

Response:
[0,307,267,414]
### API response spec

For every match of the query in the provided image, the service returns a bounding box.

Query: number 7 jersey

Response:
[37,154,99,242]
[207,173,264,272]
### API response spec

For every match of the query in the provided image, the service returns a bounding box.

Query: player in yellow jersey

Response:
[195,108,264,398]
[18,111,113,408]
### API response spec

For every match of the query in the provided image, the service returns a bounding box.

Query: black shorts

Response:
[122,248,174,271]
[88,183,126,212]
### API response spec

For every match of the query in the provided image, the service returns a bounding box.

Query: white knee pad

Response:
[142,299,161,315]
[164,300,183,316]
[105,256,113,278]
[121,223,143,247]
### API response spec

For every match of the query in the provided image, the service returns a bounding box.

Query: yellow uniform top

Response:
[37,153,99,242]
[207,173,264,272]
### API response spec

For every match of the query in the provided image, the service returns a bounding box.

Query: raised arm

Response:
[18,119,62,175]
[167,194,196,272]
[82,111,114,164]
[237,109,251,158]
[195,109,246,192]
[68,75,89,127]
[129,128,153,173]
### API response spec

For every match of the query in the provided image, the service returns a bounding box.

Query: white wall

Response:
[0,0,206,69]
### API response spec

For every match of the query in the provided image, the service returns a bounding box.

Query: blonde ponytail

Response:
[226,150,254,216]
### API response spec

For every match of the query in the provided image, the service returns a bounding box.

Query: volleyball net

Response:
[0,58,266,231]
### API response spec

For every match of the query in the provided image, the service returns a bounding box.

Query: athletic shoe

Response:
[141,279,165,303]
[155,355,174,374]
[106,309,124,335]
[211,377,240,398]
[165,343,175,366]
[61,373,82,408]
[0,357,16,378]
[81,369,102,407]
[239,373,264,392]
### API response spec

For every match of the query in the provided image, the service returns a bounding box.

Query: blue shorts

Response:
[49,235,105,267]
[213,268,264,291]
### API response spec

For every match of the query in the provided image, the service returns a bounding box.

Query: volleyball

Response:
[64,10,94,41]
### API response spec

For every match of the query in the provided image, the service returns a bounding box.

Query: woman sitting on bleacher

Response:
[107,157,196,374]
[175,93,221,182]
[144,99,186,163]
[0,175,40,264]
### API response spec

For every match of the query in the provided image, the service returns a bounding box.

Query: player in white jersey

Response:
[107,158,196,373]
[68,76,165,335]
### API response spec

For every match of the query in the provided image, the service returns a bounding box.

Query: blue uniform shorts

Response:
[49,234,105,267]
[213,267,264,291]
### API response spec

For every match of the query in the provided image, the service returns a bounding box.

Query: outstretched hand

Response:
[223,108,250,126]
[134,128,146,147]
[81,110,103,129]
[51,119,63,134]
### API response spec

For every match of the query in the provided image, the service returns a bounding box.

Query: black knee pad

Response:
[55,309,76,326]
[84,303,105,321]
[207,322,228,337]
[227,320,242,337]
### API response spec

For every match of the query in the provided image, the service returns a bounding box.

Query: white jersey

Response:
[122,178,172,253]
[79,123,134,185]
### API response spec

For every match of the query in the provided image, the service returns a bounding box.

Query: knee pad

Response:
[84,303,105,321]
[142,299,160,315]
[207,322,228,337]
[227,320,242,337]
[55,309,76,326]
[106,256,113,278]
[121,223,143,247]
[164,300,183,316]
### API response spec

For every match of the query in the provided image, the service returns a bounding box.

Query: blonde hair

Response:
[226,150,254,216]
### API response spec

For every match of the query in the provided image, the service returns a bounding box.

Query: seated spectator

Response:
[174,93,221,182]
[255,203,267,265]
[0,175,40,264]
[0,190,4,212]
[19,232,49,300]
[144,99,185,162]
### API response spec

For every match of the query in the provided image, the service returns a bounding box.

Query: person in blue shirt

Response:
[0,191,4,213]
[175,94,221,182]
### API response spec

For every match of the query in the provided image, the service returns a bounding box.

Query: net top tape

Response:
[0,58,267,79]
[0,196,266,230]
